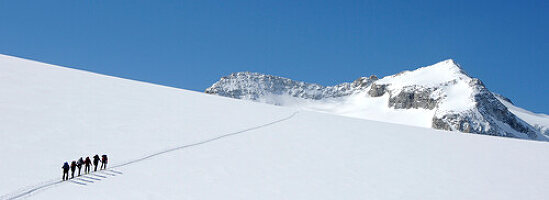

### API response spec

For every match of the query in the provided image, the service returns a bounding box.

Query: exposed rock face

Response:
[432,113,474,133]
[429,77,538,139]
[367,83,387,97]
[388,87,437,109]
[205,59,547,141]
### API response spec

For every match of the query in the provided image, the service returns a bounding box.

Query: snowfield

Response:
[1,54,549,200]
[282,92,437,128]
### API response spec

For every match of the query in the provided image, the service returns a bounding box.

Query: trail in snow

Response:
[0,111,298,200]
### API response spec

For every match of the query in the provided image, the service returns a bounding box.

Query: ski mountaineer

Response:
[84,156,92,174]
[62,162,70,180]
[100,154,108,170]
[93,154,100,172]
[77,157,84,176]
[70,161,77,178]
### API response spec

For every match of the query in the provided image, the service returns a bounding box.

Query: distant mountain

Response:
[205,71,377,104]
[206,59,549,141]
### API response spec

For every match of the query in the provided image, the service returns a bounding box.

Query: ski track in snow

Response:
[0,111,298,200]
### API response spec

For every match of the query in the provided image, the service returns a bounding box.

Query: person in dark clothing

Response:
[93,154,100,171]
[100,155,108,170]
[70,161,77,178]
[62,162,70,180]
[76,157,84,176]
[84,156,92,174]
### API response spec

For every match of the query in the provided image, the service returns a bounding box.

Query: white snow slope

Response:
[1,54,549,200]
[497,96,549,137]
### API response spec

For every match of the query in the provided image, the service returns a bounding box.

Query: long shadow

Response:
[99,171,116,176]
[80,176,101,181]
[69,180,86,186]
[75,178,93,183]
[89,174,107,178]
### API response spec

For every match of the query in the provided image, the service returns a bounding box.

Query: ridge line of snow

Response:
[0,111,299,200]
[0,54,196,93]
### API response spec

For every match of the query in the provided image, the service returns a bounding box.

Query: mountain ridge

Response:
[206,59,549,141]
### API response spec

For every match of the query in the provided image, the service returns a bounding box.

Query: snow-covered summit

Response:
[206,59,549,141]
[376,59,469,88]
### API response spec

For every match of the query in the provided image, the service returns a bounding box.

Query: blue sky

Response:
[1,1,547,113]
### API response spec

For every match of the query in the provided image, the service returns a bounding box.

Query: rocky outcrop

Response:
[429,78,538,139]
[367,83,387,97]
[205,72,377,101]
[432,113,475,133]
[388,87,437,109]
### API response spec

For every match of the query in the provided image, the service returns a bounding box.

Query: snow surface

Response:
[497,96,549,137]
[277,92,436,128]
[0,54,293,197]
[1,54,549,200]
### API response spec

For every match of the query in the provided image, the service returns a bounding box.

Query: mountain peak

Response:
[440,58,458,65]
[229,71,263,76]
[432,58,465,73]
[376,59,470,89]
[225,71,266,79]
[206,60,548,141]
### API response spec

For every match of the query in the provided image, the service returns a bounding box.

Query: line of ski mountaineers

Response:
[62,154,108,180]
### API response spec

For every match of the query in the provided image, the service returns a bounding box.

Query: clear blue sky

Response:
[1,1,547,113]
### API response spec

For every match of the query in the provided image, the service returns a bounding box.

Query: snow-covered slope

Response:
[206,59,548,141]
[2,54,549,200]
[496,96,549,138]
[0,54,294,198]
